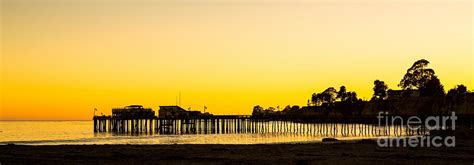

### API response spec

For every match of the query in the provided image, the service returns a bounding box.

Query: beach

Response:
[1,139,474,164]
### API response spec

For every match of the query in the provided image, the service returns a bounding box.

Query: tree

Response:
[321,87,337,104]
[266,107,276,112]
[456,84,467,94]
[291,105,300,111]
[265,107,276,114]
[252,105,264,116]
[311,93,319,106]
[372,80,388,100]
[446,84,468,111]
[345,91,358,103]
[419,76,444,96]
[399,59,432,89]
[310,87,339,106]
[398,59,444,96]
[447,84,468,96]
[316,93,324,105]
[337,86,348,101]
[311,92,326,106]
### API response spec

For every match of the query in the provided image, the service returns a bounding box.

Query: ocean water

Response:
[0,121,404,145]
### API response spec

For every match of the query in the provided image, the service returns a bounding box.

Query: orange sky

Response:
[1,0,473,120]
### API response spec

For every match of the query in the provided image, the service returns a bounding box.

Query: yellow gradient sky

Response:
[1,0,473,120]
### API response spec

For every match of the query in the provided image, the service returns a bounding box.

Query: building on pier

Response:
[112,105,155,119]
[159,106,211,118]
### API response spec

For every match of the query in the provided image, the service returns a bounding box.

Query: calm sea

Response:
[0,121,392,145]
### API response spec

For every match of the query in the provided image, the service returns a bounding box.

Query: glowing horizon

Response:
[1,0,473,120]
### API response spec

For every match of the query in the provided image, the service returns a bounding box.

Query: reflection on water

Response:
[0,121,419,145]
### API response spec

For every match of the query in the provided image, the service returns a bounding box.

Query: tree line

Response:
[252,59,470,115]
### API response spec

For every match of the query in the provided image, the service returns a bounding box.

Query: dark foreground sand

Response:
[1,139,474,164]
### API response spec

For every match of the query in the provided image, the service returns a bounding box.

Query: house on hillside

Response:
[387,89,420,99]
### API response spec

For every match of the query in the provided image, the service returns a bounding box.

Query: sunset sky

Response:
[1,0,472,120]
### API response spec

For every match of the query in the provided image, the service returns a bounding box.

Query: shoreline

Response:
[0,136,379,146]
[1,139,473,164]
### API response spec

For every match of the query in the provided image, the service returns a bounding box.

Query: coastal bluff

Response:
[266,93,474,119]
[361,93,474,117]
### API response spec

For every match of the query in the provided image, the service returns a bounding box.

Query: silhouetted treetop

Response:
[447,84,468,97]
[310,87,337,106]
[456,85,467,94]
[399,59,432,89]
[420,76,444,96]
[345,91,358,103]
[372,80,388,100]
[252,105,264,116]
[398,59,444,96]
[322,87,337,104]
[310,86,359,106]
[337,86,347,101]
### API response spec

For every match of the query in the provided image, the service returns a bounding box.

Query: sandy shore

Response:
[1,139,474,164]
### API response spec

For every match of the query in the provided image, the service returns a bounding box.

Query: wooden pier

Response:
[93,104,473,137]
[91,115,473,137]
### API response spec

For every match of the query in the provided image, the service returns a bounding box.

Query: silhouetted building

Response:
[387,89,420,99]
[112,105,155,119]
[159,106,206,118]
